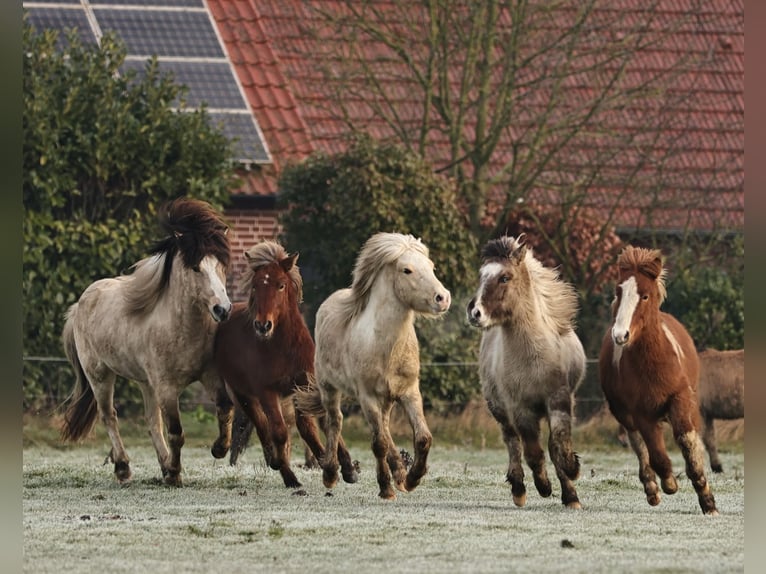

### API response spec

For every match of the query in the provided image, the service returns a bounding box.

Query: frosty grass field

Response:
[23,415,744,574]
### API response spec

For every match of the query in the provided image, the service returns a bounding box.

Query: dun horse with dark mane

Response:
[467,235,586,508]
[214,241,358,488]
[61,198,235,486]
[599,246,718,515]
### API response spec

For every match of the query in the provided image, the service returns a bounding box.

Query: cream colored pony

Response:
[61,198,234,486]
[297,232,451,499]
[467,235,586,509]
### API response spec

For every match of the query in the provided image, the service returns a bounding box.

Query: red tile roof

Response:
[210,0,743,232]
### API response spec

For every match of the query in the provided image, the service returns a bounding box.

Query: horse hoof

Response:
[534,479,552,498]
[646,493,661,506]
[379,489,397,500]
[704,508,720,516]
[211,441,230,459]
[341,470,359,484]
[396,480,409,493]
[512,493,527,507]
[284,478,302,489]
[711,464,723,473]
[661,475,678,495]
[565,501,582,510]
[114,461,132,483]
[164,474,183,487]
[322,468,339,490]
[404,475,422,492]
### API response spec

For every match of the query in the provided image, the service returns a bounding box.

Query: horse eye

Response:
[403,268,412,275]
[499,275,509,284]
[641,294,649,301]
[192,265,201,273]
[279,283,286,291]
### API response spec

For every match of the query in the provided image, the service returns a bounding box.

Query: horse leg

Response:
[669,401,719,515]
[700,413,723,473]
[487,400,526,507]
[155,384,185,486]
[359,395,400,499]
[516,413,551,499]
[137,382,170,475]
[319,384,342,490]
[291,374,327,466]
[336,433,359,483]
[399,389,432,493]
[199,369,234,460]
[626,428,661,506]
[88,369,132,483]
[259,393,301,488]
[546,388,581,509]
[638,421,678,496]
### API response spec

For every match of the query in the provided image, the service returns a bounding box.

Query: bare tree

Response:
[291,0,742,281]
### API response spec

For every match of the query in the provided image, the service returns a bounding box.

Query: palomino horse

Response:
[214,241,357,488]
[61,198,235,486]
[297,232,451,499]
[467,235,586,509]
[599,246,718,514]
[697,348,744,473]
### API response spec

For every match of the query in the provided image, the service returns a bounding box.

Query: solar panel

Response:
[93,9,223,59]
[121,60,248,109]
[209,113,270,164]
[23,1,270,164]
[25,7,98,47]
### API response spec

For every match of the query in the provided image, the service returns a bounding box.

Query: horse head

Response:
[244,247,300,340]
[467,235,531,329]
[390,246,451,317]
[610,246,666,347]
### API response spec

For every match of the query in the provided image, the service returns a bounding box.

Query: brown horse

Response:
[599,246,718,514]
[214,241,358,488]
[698,348,744,473]
[61,198,235,486]
[467,235,586,508]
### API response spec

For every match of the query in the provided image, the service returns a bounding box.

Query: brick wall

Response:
[224,208,283,302]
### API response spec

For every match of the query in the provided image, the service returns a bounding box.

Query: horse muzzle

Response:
[253,319,274,339]
[611,328,630,346]
[211,302,232,323]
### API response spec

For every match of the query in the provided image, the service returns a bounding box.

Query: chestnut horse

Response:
[467,235,586,508]
[214,241,357,488]
[297,232,451,499]
[61,198,235,486]
[599,246,718,515]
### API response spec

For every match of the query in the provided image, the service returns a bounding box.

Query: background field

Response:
[23,411,744,573]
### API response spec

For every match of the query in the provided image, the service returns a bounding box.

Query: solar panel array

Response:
[24,0,270,164]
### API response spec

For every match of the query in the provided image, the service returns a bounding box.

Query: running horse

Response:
[599,246,718,514]
[214,240,358,488]
[467,235,586,508]
[297,232,451,499]
[61,198,235,486]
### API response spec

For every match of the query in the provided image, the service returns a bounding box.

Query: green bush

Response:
[278,136,481,408]
[23,20,237,411]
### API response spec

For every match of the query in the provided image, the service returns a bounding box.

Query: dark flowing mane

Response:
[239,240,303,302]
[124,198,230,314]
[617,245,667,302]
[342,233,429,320]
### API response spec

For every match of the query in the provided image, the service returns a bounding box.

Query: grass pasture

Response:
[23,413,744,573]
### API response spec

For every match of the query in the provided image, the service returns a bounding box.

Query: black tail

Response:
[229,407,255,465]
[60,305,98,442]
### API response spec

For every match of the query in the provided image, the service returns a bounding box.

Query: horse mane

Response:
[341,232,430,320]
[617,245,667,303]
[238,240,304,302]
[123,198,231,315]
[483,235,579,335]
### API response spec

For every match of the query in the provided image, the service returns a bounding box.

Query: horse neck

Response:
[358,274,415,341]
[166,257,216,338]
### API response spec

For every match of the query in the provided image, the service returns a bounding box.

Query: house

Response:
[25,0,744,301]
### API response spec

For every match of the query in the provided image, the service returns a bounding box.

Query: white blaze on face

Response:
[199,254,231,312]
[471,262,505,326]
[612,275,639,352]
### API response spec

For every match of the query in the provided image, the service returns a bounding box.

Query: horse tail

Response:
[293,374,325,417]
[60,304,99,442]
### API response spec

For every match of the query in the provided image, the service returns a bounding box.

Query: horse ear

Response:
[244,251,254,262]
[281,253,298,272]
[511,244,526,263]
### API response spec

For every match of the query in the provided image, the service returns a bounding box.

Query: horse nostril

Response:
[254,320,273,334]
[213,304,229,322]
[436,294,443,303]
